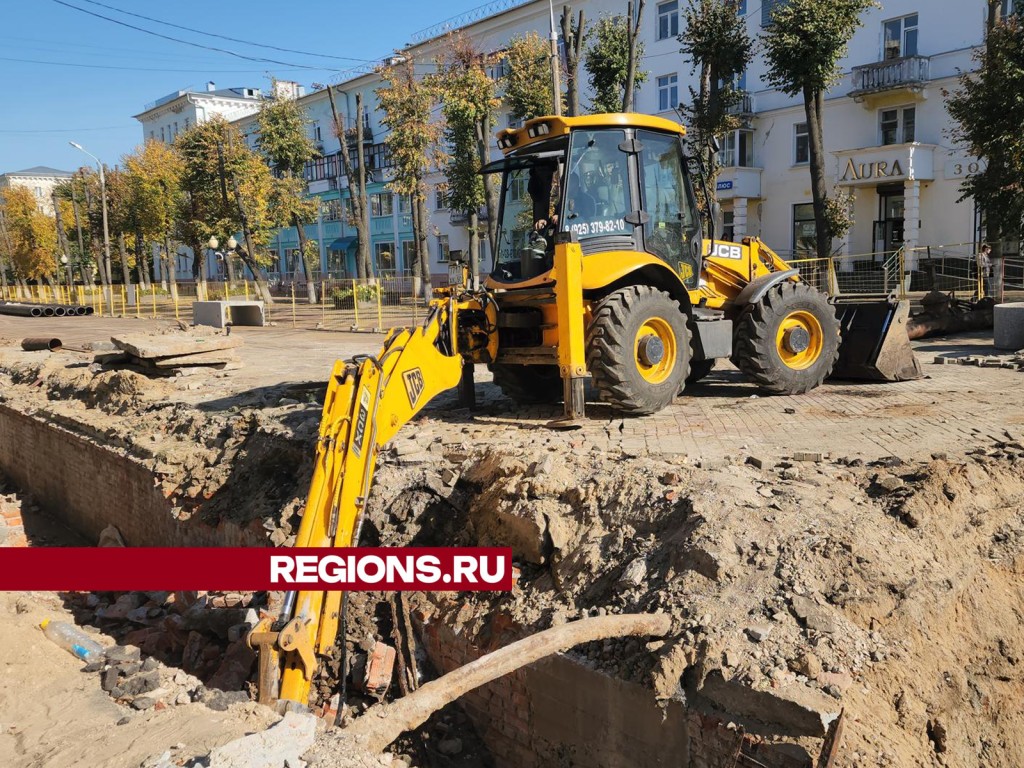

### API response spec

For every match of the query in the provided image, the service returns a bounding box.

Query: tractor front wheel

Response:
[731,281,840,395]
[587,285,691,415]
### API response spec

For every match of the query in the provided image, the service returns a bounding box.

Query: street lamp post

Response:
[69,142,113,304]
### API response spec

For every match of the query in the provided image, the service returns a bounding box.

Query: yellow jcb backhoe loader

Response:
[248,113,920,711]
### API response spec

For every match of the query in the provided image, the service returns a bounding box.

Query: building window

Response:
[313,125,322,142]
[435,185,449,210]
[370,193,393,218]
[657,73,678,112]
[657,1,679,40]
[722,210,735,242]
[173,121,178,138]
[184,118,190,130]
[374,242,395,274]
[304,153,340,182]
[719,129,754,167]
[510,175,530,202]
[794,122,809,164]
[883,14,918,60]
[488,57,510,80]
[436,234,450,262]
[160,126,165,142]
[398,195,412,215]
[364,143,392,171]
[34,186,42,198]
[1000,0,1015,19]
[149,130,154,140]
[323,198,344,221]
[401,240,416,274]
[507,114,523,130]
[762,0,787,27]
[793,203,816,255]
[880,106,916,145]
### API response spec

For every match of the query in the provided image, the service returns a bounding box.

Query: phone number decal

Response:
[568,218,627,237]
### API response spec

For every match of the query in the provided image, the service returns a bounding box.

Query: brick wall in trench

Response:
[0,404,265,548]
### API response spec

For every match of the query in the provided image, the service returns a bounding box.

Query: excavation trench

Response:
[1,355,1024,767]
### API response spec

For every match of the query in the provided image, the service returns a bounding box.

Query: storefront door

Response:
[873,187,905,259]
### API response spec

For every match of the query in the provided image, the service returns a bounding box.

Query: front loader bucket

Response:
[831,295,923,382]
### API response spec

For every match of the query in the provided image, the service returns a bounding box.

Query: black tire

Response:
[586,285,691,415]
[686,358,716,385]
[732,281,840,395]
[490,363,562,404]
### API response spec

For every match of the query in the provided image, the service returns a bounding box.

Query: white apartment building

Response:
[0,166,74,214]
[178,0,1005,281]
[133,82,267,145]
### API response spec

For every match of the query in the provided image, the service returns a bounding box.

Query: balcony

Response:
[725,91,754,118]
[714,166,762,201]
[850,56,930,101]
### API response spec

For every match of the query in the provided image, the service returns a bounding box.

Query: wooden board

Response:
[110,333,241,359]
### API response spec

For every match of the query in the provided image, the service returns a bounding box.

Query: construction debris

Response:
[96,330,243,374]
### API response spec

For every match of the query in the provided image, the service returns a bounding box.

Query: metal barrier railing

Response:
[904,243,984,300]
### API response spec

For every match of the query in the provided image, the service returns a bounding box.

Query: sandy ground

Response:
[0,591,277,768]
[0,312,1022,767]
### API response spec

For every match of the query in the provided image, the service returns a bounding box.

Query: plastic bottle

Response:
[40,619,105,663]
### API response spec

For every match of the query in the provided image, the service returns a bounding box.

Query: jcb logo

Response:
[678,262,694,281]
[710,243,743,260]
[403,368,425,408]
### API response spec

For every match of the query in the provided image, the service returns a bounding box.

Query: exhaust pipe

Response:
[21,337,63,352]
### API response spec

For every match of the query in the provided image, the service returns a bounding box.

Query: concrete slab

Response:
[193,301,265,330]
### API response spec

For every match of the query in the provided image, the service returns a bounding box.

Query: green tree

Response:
[256,80,320,302]
[762,0,876,258]
[947,1,1024,299]
[584,9,648,113]
[105,166,137,292]
[175,117,274,302]
[0,186,57,282]
[431,34,502,281]
[503,32,556,121]
[678,0,752,190]
[377,54,440,297]
[122,139,183,296]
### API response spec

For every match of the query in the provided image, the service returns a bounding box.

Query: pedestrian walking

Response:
[977,243,993,299]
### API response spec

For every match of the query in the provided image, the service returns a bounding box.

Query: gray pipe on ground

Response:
[0,303,45,318]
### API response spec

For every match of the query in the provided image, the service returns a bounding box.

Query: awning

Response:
[328,236,357,251]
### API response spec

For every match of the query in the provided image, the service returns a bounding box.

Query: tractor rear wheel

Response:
[490,363,562,404]
[587,285,691,415]
[732,281,840,395]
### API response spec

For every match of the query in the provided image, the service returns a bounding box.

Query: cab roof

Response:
[496,113,687,155]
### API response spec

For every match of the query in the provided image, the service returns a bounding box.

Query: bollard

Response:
[151,285,156,318]
[291,283,297,328]
[135,289,141,319]
[321,281,326,328]
[376,281,383,330]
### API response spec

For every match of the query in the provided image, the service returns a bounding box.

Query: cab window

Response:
[562,129,632,241]
[637,129,698,269]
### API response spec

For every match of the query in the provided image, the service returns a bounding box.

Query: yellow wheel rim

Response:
[634,317,677,384]
[776,310,824,370]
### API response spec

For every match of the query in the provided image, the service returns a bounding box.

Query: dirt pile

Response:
[364,439,1024,766]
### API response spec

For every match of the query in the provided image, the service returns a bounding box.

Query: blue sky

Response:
[0,0,510,174]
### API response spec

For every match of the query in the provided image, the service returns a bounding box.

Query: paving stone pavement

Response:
[423,356,1024,464]
[1,314,1020,463]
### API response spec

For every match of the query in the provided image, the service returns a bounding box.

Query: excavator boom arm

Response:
[250,294,495,709]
